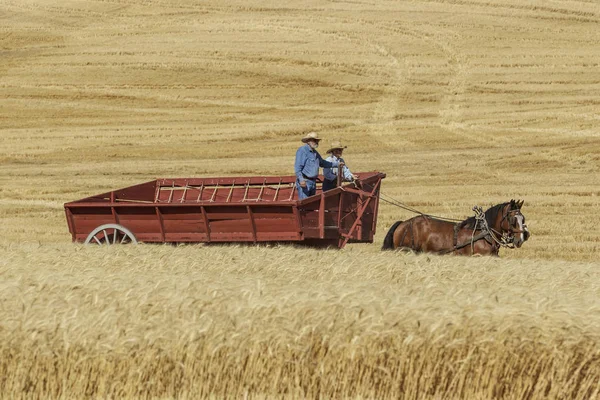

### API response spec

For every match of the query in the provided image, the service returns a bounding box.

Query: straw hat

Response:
[301,132,321,143]
[326,140,347,154]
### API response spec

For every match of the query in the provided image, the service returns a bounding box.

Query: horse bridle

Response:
[495,206,526,246]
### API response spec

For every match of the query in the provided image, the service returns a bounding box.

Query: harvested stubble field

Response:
[1,0,600,398]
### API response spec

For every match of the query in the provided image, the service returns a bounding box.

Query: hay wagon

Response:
[64,171,385,248]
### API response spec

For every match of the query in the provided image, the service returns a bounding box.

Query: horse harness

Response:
[451,220,497,254]
[449,206,521,254]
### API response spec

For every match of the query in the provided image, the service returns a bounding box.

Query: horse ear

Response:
[519,200,524,208]
[510,199,515,208]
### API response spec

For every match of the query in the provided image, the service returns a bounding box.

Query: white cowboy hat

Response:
[326,140,348,154]
[301,132,321,143]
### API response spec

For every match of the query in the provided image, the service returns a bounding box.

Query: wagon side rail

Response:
[155,177,298,204]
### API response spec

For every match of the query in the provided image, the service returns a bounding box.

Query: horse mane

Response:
[458,202,508,230]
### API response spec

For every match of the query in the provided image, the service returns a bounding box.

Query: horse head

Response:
[502,199,529,248]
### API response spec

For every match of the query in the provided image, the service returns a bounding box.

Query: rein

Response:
[378,192,463,222]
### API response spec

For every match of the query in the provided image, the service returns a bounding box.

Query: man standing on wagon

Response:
[294,132,343,200]
[322,140,358,192]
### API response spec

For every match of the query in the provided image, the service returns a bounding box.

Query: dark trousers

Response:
[322,179,337,192]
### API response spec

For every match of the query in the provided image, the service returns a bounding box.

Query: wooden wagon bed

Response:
[64,171,385,248]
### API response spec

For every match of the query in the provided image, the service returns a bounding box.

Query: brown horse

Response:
[382,200,530,256]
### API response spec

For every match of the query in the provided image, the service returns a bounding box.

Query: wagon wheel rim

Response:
[84,224,138,245]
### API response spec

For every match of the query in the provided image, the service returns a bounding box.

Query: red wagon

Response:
[64,171,385,248]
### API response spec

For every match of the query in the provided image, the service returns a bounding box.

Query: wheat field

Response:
[1,0,600,398]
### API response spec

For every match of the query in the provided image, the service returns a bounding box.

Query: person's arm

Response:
[294,147,306,183]
[323,156,337,181]
[342,163,354,181]
[318,152,338,169]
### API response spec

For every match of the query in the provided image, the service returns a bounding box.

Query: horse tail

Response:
[382,221,403,250]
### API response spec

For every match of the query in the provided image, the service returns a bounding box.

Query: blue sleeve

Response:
[294,147,306,181]
[318,153,337,168]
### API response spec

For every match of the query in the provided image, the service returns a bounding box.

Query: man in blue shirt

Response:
[323,140,358,191]
[294,132,343,200]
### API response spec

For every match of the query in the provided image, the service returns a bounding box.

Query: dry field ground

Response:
[1,0,600,398]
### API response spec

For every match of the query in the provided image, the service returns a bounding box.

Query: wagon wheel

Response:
[84,224,138,245]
